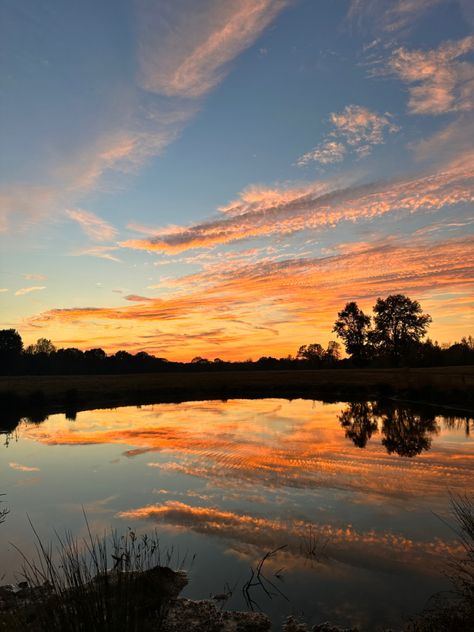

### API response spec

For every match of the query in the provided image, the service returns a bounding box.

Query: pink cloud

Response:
[66,208,117,242]
[389,36,474,115]
[137,0,289,98]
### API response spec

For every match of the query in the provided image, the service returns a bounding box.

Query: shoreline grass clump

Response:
[406,493,474,632]
[1,516,188,632]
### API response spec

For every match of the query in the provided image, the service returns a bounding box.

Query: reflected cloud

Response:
[18,400,474,506]
[9,462,40,472]
[117,500,463,574]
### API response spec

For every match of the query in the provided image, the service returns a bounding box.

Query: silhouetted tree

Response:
[297,343,325,363]
[25,338,56,355]
[338,402,378,448]
[333,302,371,364]
[324,340,341,364]
[371,294,431,362]
[0,329,23,373]
[191,356,210,364]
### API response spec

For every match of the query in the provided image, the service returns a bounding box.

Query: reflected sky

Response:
[1,399,473,630]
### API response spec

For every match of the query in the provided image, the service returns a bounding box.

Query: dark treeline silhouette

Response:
[1,294,473,376]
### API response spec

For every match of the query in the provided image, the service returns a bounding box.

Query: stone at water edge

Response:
[162,598,271,632]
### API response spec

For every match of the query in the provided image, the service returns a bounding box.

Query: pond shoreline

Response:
[1,367,473,429]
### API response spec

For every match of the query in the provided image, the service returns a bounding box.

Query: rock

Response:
[283,615,311,631]
[162,598,271,632]
[313,623,359,632]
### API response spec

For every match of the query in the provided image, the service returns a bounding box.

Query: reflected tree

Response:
[443,415,473,437]
[375,402,439,457]
[338,401,378,448]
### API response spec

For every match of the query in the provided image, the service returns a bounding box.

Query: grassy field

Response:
[1,366,473,421]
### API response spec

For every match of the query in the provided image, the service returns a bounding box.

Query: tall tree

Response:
[333,302,371,364]
[0,329,23,373]
[372,294,431,360]
[0,329,23,357]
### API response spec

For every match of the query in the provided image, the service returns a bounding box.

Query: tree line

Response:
[0,294,473,375]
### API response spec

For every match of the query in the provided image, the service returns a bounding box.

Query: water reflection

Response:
[2,397,472,458]
[1,398,473,630]
[338,401,440,457]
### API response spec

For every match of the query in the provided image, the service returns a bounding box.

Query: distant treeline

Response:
[1,294,473,375]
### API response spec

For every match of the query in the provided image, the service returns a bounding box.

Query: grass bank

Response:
[1,366,473,426]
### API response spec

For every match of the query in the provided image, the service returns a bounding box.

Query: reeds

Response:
[407,492,474,631]
[3,514,189,632]
[0,495,8,525]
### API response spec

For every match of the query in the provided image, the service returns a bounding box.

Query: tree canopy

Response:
[372,294,431,360]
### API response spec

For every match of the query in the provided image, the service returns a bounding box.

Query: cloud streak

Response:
[137,0,289,98]
[121,162,473,253]
[9,462,40,472]
[15,286,47,297]
[66,209,117,242]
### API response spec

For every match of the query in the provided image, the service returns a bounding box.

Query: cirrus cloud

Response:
[15,286,47,297]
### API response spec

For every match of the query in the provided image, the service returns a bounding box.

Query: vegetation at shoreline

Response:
[1,495,473,631]
[0,522,188,632]
[1,295,472,377]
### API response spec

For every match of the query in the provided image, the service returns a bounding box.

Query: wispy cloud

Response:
[0,186,58,234]
[349,0,446,33]
[137,0,289,98]
[121,162,473,253]
[23,273,47,281]
[298,105,399,166]
[0,288,8,293]
[9,462,40,472]
[1,1,287,234]
[72,245,122,263]
[66,208,117,242]
[388,36,474,115]
[15,286,47,296]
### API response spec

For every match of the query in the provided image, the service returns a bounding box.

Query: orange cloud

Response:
[28,233,474,358]
[120,164,473,253]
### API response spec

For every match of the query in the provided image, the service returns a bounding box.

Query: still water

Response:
[1,399,473,630]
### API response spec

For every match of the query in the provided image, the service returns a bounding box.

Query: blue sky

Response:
[1,0,473,359]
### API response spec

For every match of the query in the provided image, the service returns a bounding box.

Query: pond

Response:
[1,398,473,630]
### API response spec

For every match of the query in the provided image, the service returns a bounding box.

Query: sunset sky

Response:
[1,0,473,360]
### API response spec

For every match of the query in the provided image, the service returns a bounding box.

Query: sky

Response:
[0,0,473,360]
